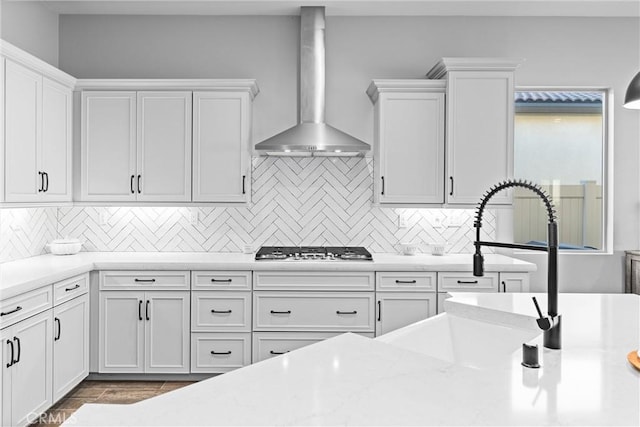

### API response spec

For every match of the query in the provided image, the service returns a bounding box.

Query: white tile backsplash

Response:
[0,207,58,263]
[1,157,495,262]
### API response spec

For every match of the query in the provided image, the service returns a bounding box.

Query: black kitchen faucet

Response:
[472,179,561,350]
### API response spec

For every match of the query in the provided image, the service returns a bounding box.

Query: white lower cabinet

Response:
[189,271,252,373]
[1,309,53,427]
[499,272,530,292]
[376,292,437,337]
[99,291,190,374]
[375,272,438,337]
[252,331,375,363]
[191,333,251,373]
[253,292,375,332]
[53,294,89,403]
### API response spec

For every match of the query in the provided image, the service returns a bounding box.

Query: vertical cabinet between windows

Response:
[81,91,192,202]
[78,80,258,203]
[367,81,446,204]
[427,58,521,205]
[98,271,190,374]
[2,54,74,203]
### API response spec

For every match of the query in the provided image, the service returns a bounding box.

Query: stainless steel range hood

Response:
[255,6,370,156]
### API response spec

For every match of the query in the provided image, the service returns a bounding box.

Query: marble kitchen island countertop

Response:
[68,292,640,426]
[0,252,535,298]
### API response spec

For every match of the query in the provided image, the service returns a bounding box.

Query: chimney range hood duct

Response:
[254,6,370,156]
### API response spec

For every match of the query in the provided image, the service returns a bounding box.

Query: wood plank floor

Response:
[30,380,196,427]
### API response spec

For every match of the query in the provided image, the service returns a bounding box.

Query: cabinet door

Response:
[376,292,436,336]
[137,92,192,202]
[376,92,445,204]
[41,78,72,201]
[53,294,89,402]
[99,291,144,373]
[7,310,53,427]
[4,60,42,202]
[499,272,530,293]
[446,71,514,205]
[81,91,137,201]
[193,91,250,202]
[145,291,190,373]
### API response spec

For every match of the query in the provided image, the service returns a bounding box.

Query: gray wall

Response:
[58,14,640,293]
[1,0,59,66]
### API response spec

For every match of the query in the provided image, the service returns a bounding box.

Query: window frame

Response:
[512,86,613,255]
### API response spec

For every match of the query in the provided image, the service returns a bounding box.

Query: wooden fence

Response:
[513,182,602,249]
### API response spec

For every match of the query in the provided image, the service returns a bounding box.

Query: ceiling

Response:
[37,0,640,17]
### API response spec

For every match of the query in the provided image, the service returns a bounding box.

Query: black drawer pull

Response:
[0,306,22,316]
[377,301,381,322]
[14,337,20,364]
[501,281,506,292]
[138,300,143,321]
[211,309,232,314]
[457,280,479,284]
[65,284,80,292]
[137,174,142,194]
[43,172,49,192]
[54,317,61,341]
[381,176,385,195]
[270,310,291,315]
[130,175,135,194]
[395,279,417,284]
[211,350,232,355]
[336,310,357,315]
[6,340,14,368]
[242,175,246,195]
[38,171,44,192]
[211,278,233,283]
[134,278,156,283]
[449,176,454,196]
[269,350,290,355]
[146,300,150,321]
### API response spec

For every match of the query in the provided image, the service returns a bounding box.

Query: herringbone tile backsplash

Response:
[1,157,495,263]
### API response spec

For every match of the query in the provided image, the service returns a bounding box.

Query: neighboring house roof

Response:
[516,91,602,103]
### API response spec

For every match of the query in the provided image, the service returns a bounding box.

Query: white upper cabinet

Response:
[4,60,41,202]
[427,58,521,205]
[41,78,73,201]
[2,43,75,204]
[368,81,445,204]
[82,91,192,202]
[137,91,192,202]
[81,91,138,202]
[193,91,252,202]
[78,80,258,203]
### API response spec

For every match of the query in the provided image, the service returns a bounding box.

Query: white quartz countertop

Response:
[69,292,640,426]
[0,252,535,299]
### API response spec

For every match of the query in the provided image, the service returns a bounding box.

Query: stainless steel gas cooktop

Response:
[255,246,373,261]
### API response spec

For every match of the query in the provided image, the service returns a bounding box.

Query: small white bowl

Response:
[47,239,83,255]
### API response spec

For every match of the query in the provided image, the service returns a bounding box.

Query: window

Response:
[513,89,608,251]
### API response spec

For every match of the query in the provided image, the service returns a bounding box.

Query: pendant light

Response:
[624,71,640,109]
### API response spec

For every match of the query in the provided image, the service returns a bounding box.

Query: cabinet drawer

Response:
[191,271,251,291]
[376,272,436,291]
[191,291,251,332]
[53,273,89,305]
[253,292,375,332]
[190,333,251,373]
[99,271,189,290]
[253,271,375,291]
[251,331,373,363]
[0,286,53,329]
[438,272,499,292]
